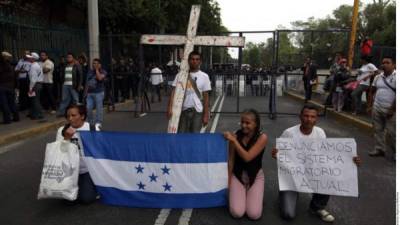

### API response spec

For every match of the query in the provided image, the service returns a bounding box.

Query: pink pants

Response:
[229,170,264,220]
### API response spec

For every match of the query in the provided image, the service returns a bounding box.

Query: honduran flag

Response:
[79,131,228,208]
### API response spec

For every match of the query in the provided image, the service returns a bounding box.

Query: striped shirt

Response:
[64,66,73,85]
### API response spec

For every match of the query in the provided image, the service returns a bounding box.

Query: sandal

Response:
[312,209,335,223]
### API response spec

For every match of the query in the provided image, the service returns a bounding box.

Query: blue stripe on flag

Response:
[80,131,227,163]
[96,186,227,208]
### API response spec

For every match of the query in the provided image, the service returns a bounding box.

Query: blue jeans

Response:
[86,92,104,125]
[30,83,43,119]
[58,85,79,116]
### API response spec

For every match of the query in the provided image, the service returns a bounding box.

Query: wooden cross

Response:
[140,5,245,133]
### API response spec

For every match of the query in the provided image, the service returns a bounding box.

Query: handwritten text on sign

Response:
[276,138,358,197]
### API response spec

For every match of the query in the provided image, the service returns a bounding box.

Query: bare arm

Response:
[167,87,175,119]
[224,132,268,162]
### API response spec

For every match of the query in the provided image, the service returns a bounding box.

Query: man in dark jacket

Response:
[301,57,318,102]
[57,53,83,116]
[0,52,19,124]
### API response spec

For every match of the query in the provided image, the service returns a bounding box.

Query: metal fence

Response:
[0,7,88,63]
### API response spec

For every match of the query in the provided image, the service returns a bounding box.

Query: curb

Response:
[0,101,133,147]
[285,91,373,132]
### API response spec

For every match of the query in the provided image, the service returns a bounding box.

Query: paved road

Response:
[0,95,395,225]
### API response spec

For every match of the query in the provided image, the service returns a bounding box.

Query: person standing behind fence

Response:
[351,55,378,115]
[85,58,107,129]
[325,53,342,106]
[57,53,83,117]
[39,51,56,114]
[14,50,31,111]
[53,56,65,105]
[368,56,396,158]
[167,51,211,133]
[301,57,317,102]
[27,52,44,120]
[114,58,129,103]
[149,63,163,103]
[0,52,19,124]
[224,109,267,220]
[332,58,350,112]
[78,53,89,103]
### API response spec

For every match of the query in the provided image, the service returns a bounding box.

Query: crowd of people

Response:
[0,50,109,128]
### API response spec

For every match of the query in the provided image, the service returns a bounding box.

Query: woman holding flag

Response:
[224,109,268,220]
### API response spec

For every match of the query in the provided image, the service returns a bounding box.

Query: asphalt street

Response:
[0,95,395,225]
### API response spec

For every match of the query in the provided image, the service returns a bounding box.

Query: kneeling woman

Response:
[55,104,99,204]
[224,109,268,220]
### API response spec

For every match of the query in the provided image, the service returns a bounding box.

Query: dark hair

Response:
[189,50,201,60]
[382,55,396,64]
[300,104,319,115]
[241,108,261,133]
[65,104,87,120]
[360,55,372,63]
[40,51,47,56]
[93,58,102,64]
[66,52,75,58]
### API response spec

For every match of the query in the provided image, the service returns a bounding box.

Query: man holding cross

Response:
[167,51,211,133]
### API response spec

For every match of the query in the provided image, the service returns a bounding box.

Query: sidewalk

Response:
[0,101,132,147]
[285,90,373,132]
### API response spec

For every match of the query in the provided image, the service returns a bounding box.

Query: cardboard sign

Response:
[276,138,358,197]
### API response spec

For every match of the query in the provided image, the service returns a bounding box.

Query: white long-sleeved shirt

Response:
[28,62,44,90]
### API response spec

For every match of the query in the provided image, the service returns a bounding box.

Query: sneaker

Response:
[368,150,385,157]
[49,110,56,114]
[95,123,102,131]
[311,209,335,223]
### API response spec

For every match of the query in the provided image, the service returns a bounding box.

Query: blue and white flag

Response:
[80,131,228,208]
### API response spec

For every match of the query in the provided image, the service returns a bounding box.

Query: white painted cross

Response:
[140,5,245,133]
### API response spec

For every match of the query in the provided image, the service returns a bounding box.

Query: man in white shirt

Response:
[14,50,31,111]
[369,56,396,157]
[272,104,361,223]
[39,51,56,113]
[167,51,211,133]
[149,64,163,102]
[27,52,44,119]
[351,55,379,115]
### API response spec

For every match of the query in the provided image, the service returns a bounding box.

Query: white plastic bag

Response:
[38,140,80,201]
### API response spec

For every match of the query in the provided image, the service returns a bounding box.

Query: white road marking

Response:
[177,95,225,225]
[154,95,222,225]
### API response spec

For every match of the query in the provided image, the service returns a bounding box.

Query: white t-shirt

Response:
[172,70,212,112]
[56,122,99,174]
[372,70,396,112]
[39,59,55,84]
[15,59,31,79]
[357,63,378,86]
[150,67,163,85]
[280,124,326,139]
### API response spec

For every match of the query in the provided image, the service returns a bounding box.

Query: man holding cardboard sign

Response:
[272,104,361,223]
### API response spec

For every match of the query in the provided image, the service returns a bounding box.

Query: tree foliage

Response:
[242,1,395,69]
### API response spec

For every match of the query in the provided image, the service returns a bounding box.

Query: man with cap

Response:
[27,52,44,119]
[0,51,20,124]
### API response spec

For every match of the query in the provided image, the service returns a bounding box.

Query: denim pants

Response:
[279,191,330,220]
[29,83,43,119]
[303,78,312,100]
[86,92,105,125]
[178,108,203,133]
[58,85,79,115]
[0,87,18,123]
